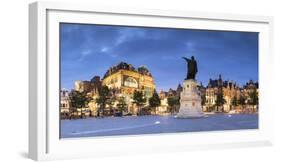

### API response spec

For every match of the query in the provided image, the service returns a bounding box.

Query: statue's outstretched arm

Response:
[182,57,190,62]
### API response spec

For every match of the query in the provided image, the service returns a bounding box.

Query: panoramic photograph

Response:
[60,23,259,138]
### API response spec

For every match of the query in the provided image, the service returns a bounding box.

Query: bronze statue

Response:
[182,56,198,80]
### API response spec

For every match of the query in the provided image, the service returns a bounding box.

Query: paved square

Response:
[61,114,258,138]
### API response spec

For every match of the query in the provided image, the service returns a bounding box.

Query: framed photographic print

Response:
[29,1,274,161]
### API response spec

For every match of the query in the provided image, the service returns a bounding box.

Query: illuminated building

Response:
[205,75,240,112]
[60,89,70,118]
[101,62,156,114]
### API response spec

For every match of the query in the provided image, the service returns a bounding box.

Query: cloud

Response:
[78,49,92,61]
[115,28,147,45]
[60,23,258,90]
[81,49,92,56]
[101,47,109,53]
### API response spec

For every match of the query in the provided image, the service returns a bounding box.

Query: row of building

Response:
[60,62,258,118]
[203,75,258,113]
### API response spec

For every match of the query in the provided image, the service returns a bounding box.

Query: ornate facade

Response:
[241,80,259,112]
[70,62,156,115]
[156,84,182,114]
[101,62,156,114]
[205,75,240,112]
[205,75,258,113]
[74,76,101,94]
[60,89,70,118]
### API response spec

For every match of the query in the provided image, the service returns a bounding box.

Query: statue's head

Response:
[191,56,194,60]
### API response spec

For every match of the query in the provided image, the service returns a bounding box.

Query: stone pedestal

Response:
[176,79,205,118]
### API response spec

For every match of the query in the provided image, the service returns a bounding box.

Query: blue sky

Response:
[60,23,258,91]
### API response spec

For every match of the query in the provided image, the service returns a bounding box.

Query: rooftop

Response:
[103,62,152,79]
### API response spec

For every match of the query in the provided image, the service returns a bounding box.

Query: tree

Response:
[96,86,110,117]
[248,88,258,112]
[238,94,246,112]
[215,88,226,112]
[107,95,116,115]
[149,90,161,114]
[238,94,246,105]
[231,95,238,110]
[69,90,91,118]
[167,96,180,114]
[132,90,146,115]
[116,96,127,116]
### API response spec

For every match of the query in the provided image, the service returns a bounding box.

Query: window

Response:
[144,87,151,97]
[124,77,138,88]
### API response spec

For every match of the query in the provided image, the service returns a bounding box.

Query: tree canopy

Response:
[96,86,110,116]
[248,88,258,106]
[69,90,91,109]
[149,90,161,108]
[117,96,128,115]
[149,90,161,113]
[132,90,146,114]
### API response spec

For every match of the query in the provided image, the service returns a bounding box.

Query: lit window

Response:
[124,77,138,88]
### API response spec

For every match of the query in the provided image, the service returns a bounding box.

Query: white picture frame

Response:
[29,1,274,161]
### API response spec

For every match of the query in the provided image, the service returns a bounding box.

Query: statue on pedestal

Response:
[182,56,198,80]
[176,55,204,118]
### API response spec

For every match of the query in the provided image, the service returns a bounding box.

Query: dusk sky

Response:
[60,23,258,91]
